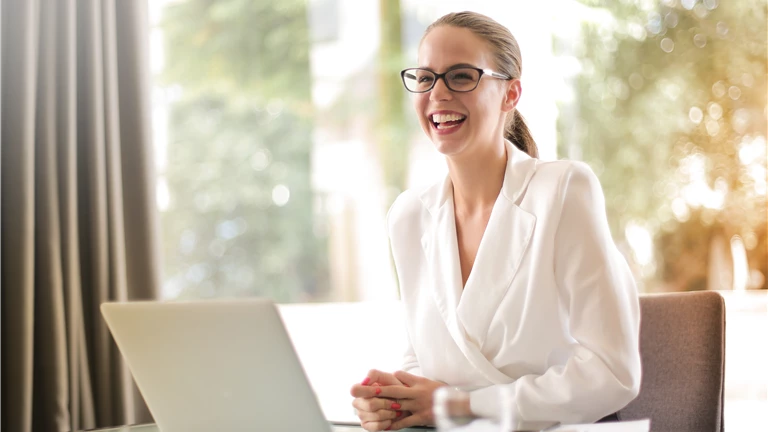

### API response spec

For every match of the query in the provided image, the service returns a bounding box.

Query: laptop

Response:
[101,298,349,432]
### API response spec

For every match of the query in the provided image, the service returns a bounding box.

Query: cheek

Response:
[466,93,500,126]
[412,94,427,113]
[413,96,429,126]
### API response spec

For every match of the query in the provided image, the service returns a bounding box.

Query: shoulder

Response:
[532,159,602,196]
[386,187,426,235]
[540,160,608,226]
[519,160,605,220]
[534,159,596,180]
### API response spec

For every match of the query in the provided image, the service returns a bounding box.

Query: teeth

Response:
[431,113,466,123]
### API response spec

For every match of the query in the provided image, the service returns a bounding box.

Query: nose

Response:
[430,77,453,101]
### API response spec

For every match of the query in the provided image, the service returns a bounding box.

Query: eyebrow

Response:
[418,63,478,72]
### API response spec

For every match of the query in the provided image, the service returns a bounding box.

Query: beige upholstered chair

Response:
[617,291,726,432]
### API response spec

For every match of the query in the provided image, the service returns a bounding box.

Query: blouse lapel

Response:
[419,141,538,382]
[420,176,463,333]
[458,142,538,348]
[420,195,512,384]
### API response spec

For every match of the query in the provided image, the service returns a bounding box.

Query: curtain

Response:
[1,0,161,430]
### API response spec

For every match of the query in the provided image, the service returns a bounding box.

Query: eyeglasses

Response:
[400,66,511,93]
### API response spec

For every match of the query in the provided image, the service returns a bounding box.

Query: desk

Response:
[77,420,650,432]
[79,424,417,432]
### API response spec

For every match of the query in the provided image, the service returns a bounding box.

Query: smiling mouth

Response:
[431,113,467,130]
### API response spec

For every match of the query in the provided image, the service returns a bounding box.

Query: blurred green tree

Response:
[559,0,767,291]
[378,0,409,204]
[159,0,329,301]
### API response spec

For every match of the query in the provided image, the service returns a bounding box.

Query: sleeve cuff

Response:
[469,384,519,421]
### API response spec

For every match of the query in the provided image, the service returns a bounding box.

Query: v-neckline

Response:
[454,200,496,290]
[449,190,502,297]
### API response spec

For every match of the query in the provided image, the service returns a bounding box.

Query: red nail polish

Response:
[361,377,371,385]
[385,427,391,431]
[375,387,381,395]
[391,403,401,410]
[396,411,403,417]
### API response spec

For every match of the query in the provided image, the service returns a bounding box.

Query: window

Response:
[151,0,765,303]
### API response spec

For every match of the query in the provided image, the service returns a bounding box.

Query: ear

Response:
[501,79,522,113]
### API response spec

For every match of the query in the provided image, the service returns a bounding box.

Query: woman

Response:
[350,11,641,431]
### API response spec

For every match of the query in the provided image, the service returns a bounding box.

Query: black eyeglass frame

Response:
[400,66,512,93]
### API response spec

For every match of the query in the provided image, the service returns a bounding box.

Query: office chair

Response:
[618,291,726,432]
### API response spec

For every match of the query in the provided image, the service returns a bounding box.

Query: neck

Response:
[447,139,507,215]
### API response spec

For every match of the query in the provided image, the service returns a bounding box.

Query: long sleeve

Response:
[401,328,423,376]
[469,162,642,424]
[386,191,424,377]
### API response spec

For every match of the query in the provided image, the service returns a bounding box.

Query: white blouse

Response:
[387,140,641,424]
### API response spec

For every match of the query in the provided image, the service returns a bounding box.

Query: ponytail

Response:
[504,110,539,158]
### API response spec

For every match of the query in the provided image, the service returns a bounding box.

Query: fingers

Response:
[350,383,376,398]
[389,413,427,430]
[352,397,415,419]
[361,419,391,432]
[393,370,422,386]
[364,369,404,386]
[352,396,396,413]
[357,408,403,422]
[350,368,422,432]
[375,385,413,400]
[389,399,415,413]
[352,383,397,398]
[350,369,403,398]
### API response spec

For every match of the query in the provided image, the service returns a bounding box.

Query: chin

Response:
[431,136,468,156]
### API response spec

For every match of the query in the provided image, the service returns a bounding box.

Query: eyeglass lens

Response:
[402,68,481,92]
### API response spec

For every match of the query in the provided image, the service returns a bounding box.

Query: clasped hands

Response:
[349,369,446,431]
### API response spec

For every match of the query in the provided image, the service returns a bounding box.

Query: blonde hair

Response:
[424,11,539,158]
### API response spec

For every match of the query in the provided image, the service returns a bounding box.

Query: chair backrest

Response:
[618,291,725,432]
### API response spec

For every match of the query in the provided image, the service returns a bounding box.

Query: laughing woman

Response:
[350,11,641,432]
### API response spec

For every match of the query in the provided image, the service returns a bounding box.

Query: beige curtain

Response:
[2,0,161,431]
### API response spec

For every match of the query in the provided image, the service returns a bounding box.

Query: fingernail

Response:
[361,377,371,385]
[391,403,401,410]
[385,428,391,431]
[375,387,381,395]
[396,411,403,417]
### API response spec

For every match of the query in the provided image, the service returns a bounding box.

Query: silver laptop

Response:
[101,298,345,432]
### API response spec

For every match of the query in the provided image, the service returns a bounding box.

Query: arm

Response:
[469,162,642,424]
[385,191,424,377]
[401,328,422,376]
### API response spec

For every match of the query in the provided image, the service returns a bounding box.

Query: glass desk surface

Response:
[80,424,433,432]
[77,420,651,432]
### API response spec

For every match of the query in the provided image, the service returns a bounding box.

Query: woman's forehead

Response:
[418,26,492,70]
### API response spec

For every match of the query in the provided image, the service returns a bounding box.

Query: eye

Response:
[450,72,474,82]
[417,75,434,84]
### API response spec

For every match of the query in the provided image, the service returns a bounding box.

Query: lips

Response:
[429,111,467,132]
